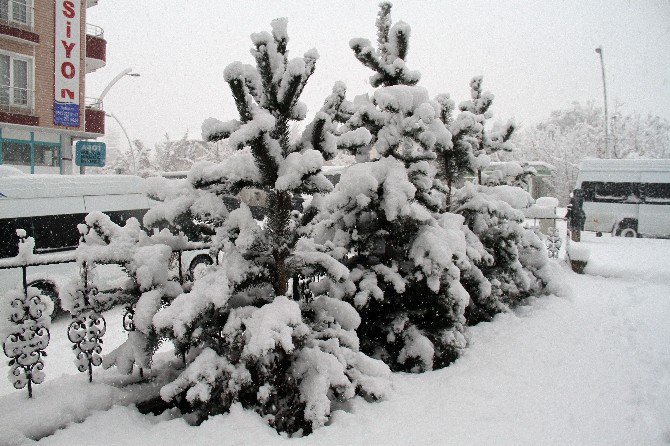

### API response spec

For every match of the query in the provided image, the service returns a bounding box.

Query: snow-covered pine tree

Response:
[445,80,550,324]
[308,2,473,372]
[435,76,516,202]
[152,18,390,434]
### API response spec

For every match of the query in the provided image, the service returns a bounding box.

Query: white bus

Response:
[574,159,670,238]
[0,173,213,310]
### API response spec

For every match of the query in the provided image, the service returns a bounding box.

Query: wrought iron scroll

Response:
[546,227,562,259]
[68,225,107,382]
[2,230,51,398]
[122,303,143,378]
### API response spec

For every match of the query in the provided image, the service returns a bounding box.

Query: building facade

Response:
[0,0,106,174]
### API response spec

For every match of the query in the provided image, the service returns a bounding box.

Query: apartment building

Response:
[0,0,106,174]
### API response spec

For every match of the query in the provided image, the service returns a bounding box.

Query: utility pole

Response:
[595,46,609,158]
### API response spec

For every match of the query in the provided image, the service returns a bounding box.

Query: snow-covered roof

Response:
[579,158,670,172]
[0,174,146,199]
[487,161,555,176]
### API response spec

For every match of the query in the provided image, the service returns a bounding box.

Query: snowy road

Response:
[2,233,669,445]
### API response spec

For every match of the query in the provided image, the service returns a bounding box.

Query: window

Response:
[645,183,670,204]
[34,144,60,167]
[0,0,32,26]
[32,214,84,253]
[581,181,640,203]
[1,141,30,165]
[0,51,32,109]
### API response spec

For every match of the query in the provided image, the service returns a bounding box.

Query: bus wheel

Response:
[28,280,62,318]
[620,228,637,238]
[615,219,638,238]
[189,255,213,281]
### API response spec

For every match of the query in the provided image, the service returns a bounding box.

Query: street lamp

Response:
[595,46,609,158]
[80,68,139,174]
[105,112,136,174]
[97,67,140,107]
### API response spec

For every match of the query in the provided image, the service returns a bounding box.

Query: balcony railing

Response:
[86,23,104,39]
[85,96,103,110]
[0,0,34,31]
[0,85,34,115]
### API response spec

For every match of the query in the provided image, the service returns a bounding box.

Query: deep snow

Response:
[1,232,668,445]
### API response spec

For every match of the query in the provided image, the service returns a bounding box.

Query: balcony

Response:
[87,0,100,7]
[84,98,105,135]
[0,1,38,44]
[85,24,106,73]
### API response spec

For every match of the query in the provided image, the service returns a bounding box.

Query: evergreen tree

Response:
[309,2,473,372]
[445,81,550,324]
[453,183,548,323]
[152,18,390,434]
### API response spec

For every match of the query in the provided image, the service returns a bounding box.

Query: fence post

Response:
[67,225,106,382]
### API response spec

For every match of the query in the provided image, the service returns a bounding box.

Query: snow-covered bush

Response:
[60,213,181,377]
[152,18,391,434]
[454,183,549,323]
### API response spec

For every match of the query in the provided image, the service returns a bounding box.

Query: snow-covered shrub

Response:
[60,213,181,377]
[144,174,228,246]
[156,292,390,434]
[310,157,472,371]
[152,18,391,434]
[454,183,549,323]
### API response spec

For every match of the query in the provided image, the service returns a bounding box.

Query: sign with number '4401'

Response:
[54,1,81,127]
[75,141,106,167]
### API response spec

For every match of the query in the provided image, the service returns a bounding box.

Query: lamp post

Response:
[105,112,135,174]
[595,46,609,158]
[97,67,140,108]
[80,68,140,174]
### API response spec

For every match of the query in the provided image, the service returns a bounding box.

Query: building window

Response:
[1,141,30,165]
[34,144,60,167]
[0,134,61,173]
[0,0,33,27]
[0,52,32,111]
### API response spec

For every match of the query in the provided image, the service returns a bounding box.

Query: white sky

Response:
[87,0,670,148]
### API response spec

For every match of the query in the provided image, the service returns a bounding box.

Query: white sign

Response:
[54,0,81,127]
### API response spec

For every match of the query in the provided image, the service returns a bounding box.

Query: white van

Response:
[574,159,670,238]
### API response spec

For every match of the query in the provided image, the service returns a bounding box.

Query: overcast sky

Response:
[87,0,670,149]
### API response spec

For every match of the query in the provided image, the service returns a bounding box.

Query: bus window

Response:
[108,209,149,227]
[32,214,84,253]
[645,183,670,204]
[593,182,639,203]
[0,217,32,258]
[582,182,597,201]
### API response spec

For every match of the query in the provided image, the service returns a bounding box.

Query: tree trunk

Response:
[270,190,292,296]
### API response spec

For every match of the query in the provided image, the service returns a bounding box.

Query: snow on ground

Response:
[1,232,669,445]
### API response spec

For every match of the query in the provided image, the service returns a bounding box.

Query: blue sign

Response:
[75,141,106,167]
[54,102,80,127]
